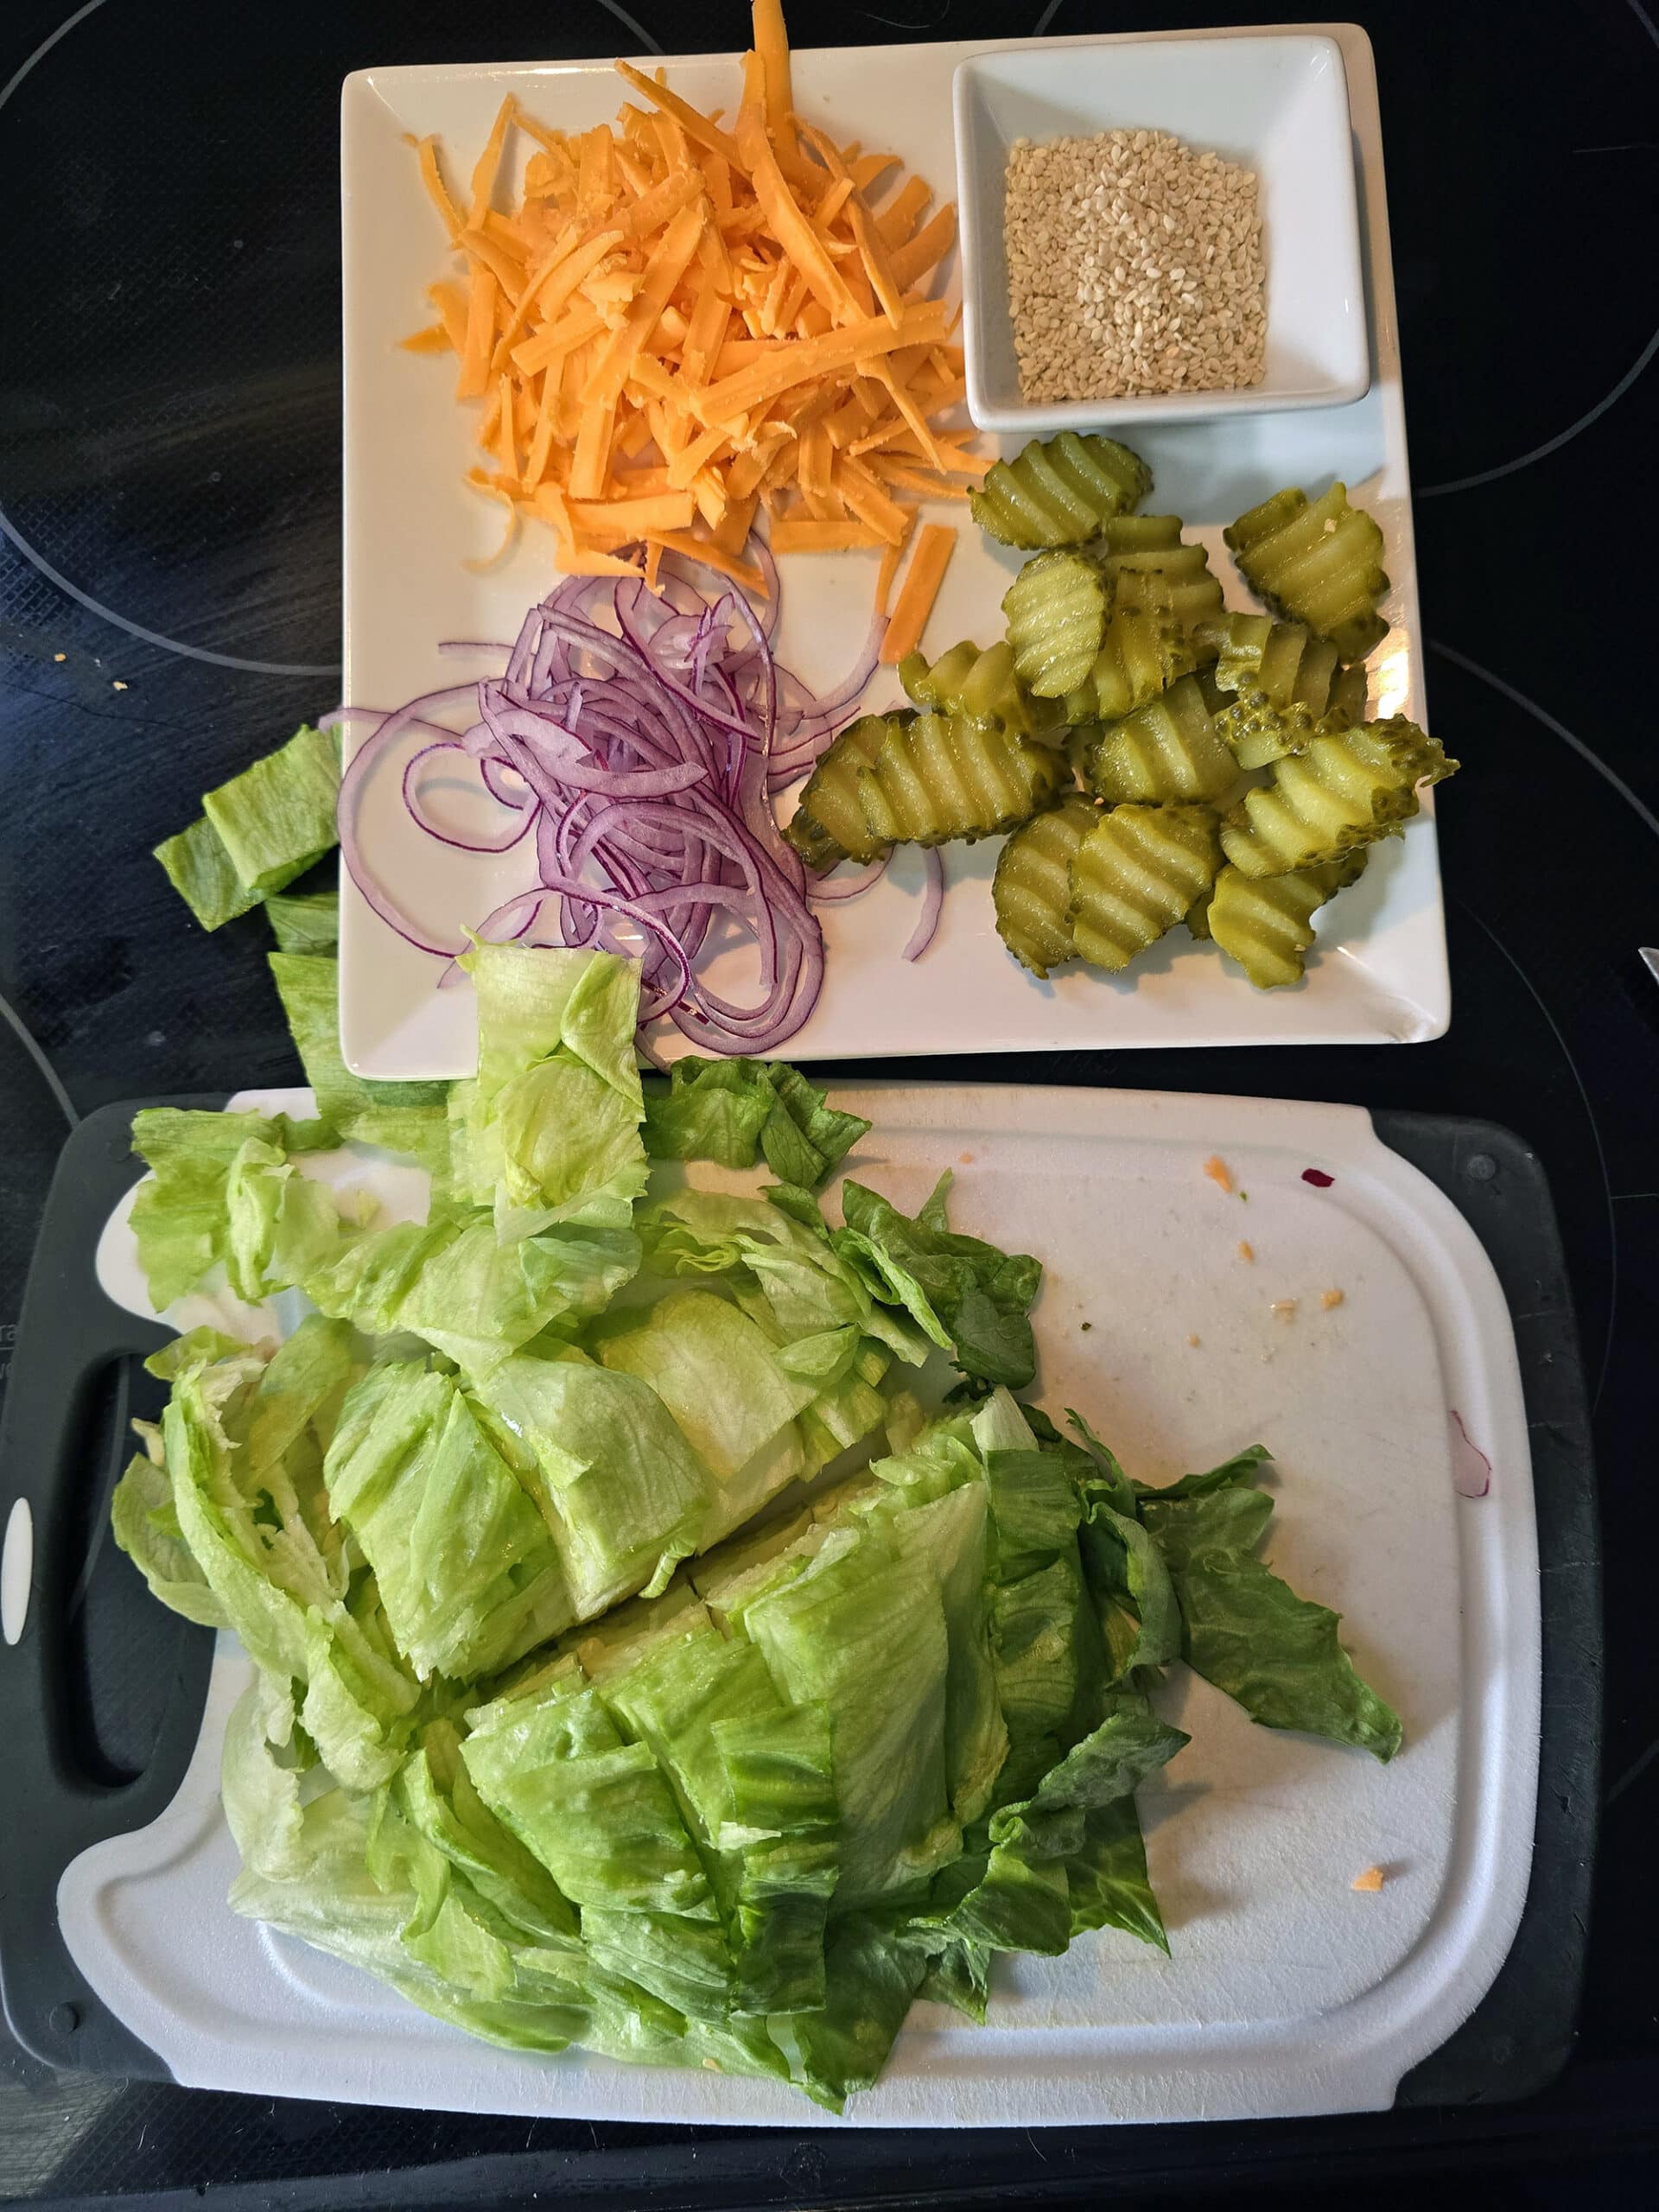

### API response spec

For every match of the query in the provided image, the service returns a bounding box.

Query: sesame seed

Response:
[1002,127,1266,403]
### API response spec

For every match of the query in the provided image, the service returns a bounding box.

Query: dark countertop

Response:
[2,0,1656,2202]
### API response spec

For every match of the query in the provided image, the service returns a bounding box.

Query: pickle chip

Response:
[1070,803,1223,973]
[970,431,1151,550]
[1225,483,1390,662]
[993,794,1101,977]
[1219,715,1457,880]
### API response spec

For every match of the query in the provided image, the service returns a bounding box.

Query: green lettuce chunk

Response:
[927,1693,1185,1957]
[463,1680,715,1917]
[744,1521,958,1907]
[268,953,449,1172]
[265,888,340,953]
[154,815,264,931]
[224,1136,346,1301]
[152,1323,424,1789]
[204,723,341,893]
[154,725,341,931]
[1139,1452,1402,1761]
[836,1173,1042,1388]
[130,1106,335,1308]
[767,1915,929,2113]
[642,1058,868,1187]
[111,1446,229,1630]
[595,1289,818,1541]
[454,944,648,1243]
[469,1354,713,1618]
[303,1214,638,1379]
[324,1358,575,1682]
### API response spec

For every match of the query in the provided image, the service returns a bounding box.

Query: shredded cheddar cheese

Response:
[880,522,957,664]
[404,3,975,615]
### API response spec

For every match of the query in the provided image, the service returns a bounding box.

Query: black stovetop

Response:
[2,1,1656,2204]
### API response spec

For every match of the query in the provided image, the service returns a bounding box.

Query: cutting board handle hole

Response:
[48,1356,183,1790]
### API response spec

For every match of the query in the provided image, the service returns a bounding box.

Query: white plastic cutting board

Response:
[65,1084,1538,2126]
[339,23,1446,1079]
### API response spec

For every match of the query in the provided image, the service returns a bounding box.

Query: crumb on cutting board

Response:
[1351,1866,1386,1893]
[1322,1287,1345,1310]
[1237,1240,1255,1263]
[1202,1154,1232,1193]
[1269,1299,1298,1321]
[1185,1332,1202,1348]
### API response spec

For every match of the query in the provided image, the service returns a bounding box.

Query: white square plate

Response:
[955,35,1370,431]
[340,27,1443,1080]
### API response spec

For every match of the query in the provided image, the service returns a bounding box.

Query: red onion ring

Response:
[403,742,537,853]
[810,853,893,903]
[902,849,945,962]
[335,542,880,1053]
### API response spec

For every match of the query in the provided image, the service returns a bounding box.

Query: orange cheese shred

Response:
[880,522,957,664]
[772,518,888,554]
[406,3,976,579]
[873,512,916,620]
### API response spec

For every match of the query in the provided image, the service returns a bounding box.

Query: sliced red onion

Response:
[335,683,486,957]
[810,853,892,902]
[337,537,880,1053]
[404,742,537,853]
[902,849,945,962]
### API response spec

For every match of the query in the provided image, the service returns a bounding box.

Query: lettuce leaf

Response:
[153,815,264,931]
[303,1213,638,1378]
[642,1058,776,1168]
[111,1448,229,1629]
[594,1289,817,1541]
[836,1173,1042,1388]
[1077,1482,1179,1682]
[1139,1457,1402,1761]
[224,1136,346,1301]
[324,1357,575,1682]
[156,1324,424,1789]
[130,1106,334,1308]
[396,1719,580,1948]
[875,1480,1005,1828]
[760,1065,869,1188]
[203,723,341,895]
[643,1189,931,1385]
[155,725,340,930]
[454,944,647,1243]
[1065,1793,1169,1953]
[766,1915,929,2113]
[642,1058,868,1187]
[265,887,340,953]
[463,1679,715,1918]
[469,1354,713,1618]
[221,1675,315,1883]
[268,953,449,1173]
[744,1522,959,1907]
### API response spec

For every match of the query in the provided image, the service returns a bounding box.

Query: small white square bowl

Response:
[955,34,1370,434]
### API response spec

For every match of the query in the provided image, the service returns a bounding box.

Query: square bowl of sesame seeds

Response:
[955,33,1370,432]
